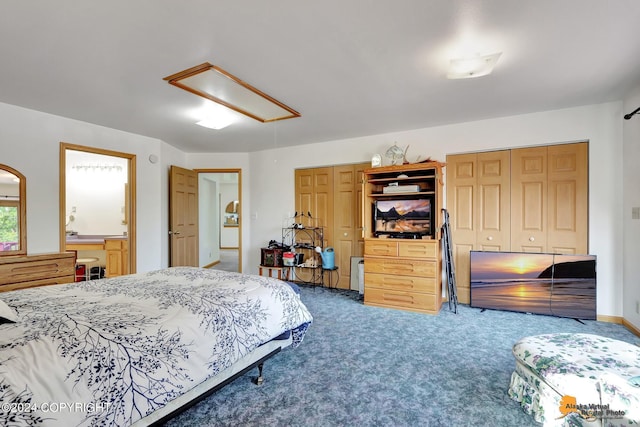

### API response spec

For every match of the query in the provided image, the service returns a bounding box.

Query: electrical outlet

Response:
[636,300,640,314]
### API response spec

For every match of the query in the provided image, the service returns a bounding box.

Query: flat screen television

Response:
[373,197,433,238]
[470,251,596,320]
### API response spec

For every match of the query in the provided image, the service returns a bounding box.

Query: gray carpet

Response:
[164,286,639,427]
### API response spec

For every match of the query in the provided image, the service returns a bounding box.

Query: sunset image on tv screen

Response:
[470,251,596,320]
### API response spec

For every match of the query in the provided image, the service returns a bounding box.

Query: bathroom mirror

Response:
[0,164,27,256]
[225,200,239,214]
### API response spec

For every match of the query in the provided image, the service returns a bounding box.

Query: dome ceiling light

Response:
[447,52,502,79]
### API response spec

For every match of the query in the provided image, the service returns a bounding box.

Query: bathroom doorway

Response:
[59,142,136,275]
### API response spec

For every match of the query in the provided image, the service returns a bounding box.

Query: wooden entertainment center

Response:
[363,161,445,314]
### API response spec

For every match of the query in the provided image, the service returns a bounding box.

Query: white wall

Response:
[2,99,635,326]
[623,83,640,331]
[245,102,625,320]
[0,101,166,273]
[198,175,218,267]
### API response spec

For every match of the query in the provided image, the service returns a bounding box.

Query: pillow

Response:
[0,299,18,323]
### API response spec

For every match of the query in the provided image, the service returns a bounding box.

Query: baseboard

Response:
[597,314,640,338]
[203,260,220,269]
[622,318,640,338]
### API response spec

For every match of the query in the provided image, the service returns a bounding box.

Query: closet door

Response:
[446,153,477,304]
[295,167,333,233]
[511,142,588,254]
[333,163,368,289]
[446,151,510,304]
[477,151,511,252]
[511,146,547,252]
[547,142,588,254]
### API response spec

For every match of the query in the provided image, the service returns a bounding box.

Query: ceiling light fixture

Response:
[164,62,301,123]
[447,52,502,79]
[195,102,238,130]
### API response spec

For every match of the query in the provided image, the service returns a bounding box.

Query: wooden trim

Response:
[596,314,640,338]
[0,164,27,256]
[163,62,300,123]
[622,318,640,337]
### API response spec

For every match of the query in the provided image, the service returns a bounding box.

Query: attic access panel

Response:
[163,62,301,123]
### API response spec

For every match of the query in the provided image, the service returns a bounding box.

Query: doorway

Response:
[196,169,241,273]
[59,143,136,275]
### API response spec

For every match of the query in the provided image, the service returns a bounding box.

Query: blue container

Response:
[320,247,335,269]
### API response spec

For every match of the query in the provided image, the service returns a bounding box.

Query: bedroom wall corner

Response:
[623,83,640,332]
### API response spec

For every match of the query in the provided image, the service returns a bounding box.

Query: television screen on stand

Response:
[373,197,433,238]
[470,251,596,320]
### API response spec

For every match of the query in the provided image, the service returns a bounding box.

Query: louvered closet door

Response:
[511,147,547,252]
[547,142,588,254]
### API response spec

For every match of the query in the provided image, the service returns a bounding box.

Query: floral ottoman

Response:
[508,333,640,426]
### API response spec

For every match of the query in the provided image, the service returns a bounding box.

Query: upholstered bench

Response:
[508,333,640,426]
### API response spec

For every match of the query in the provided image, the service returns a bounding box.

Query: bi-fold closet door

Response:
[446,142,588,304]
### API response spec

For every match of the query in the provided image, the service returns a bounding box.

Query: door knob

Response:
[487,236,493,241]
[529,236,535,242]
[169,231,181,235]
[344,232,348,237]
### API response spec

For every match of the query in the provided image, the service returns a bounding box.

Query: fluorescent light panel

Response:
[164,62,301,123]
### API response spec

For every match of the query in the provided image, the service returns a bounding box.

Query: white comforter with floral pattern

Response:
[0,267,312,426]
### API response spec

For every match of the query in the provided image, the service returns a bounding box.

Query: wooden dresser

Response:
[0,252,76,292]
[362,161,445,314]
[364,239,442,314]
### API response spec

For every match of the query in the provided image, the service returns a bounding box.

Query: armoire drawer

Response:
[364,288,440,313]
[365,272,437,294]
[364,258,437,277]
[364,240,397,256]
[398,241,437,258]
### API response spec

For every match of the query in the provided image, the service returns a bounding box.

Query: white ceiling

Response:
[1,1,639,153]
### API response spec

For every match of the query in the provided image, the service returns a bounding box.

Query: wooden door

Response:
[295,169,314,225]
[446,153,477,304]
[477,150,511,252]
[446,151,510,303]
[547,142,588,254]
[170,166,199,266]
[511,146,547,252]
[332,163,368,289]
[313,167,333,233]
[295,167,333,237]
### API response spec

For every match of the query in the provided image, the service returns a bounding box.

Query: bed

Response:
[0,266,313,426]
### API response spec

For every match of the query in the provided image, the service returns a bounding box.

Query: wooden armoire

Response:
[295,163,369,289]
[446,142,588,304]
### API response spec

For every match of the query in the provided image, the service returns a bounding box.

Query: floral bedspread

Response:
[508,333,640,426]
[0,267,313,426]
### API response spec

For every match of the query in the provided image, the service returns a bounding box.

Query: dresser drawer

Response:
[364,258,437,277]
[0,252,76,289]
[105,239,125,250]
[364,240,397,256]
[364,288,440,313]
[0,275,75,292]
[365,272,437,294]
[398,241,437,258]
